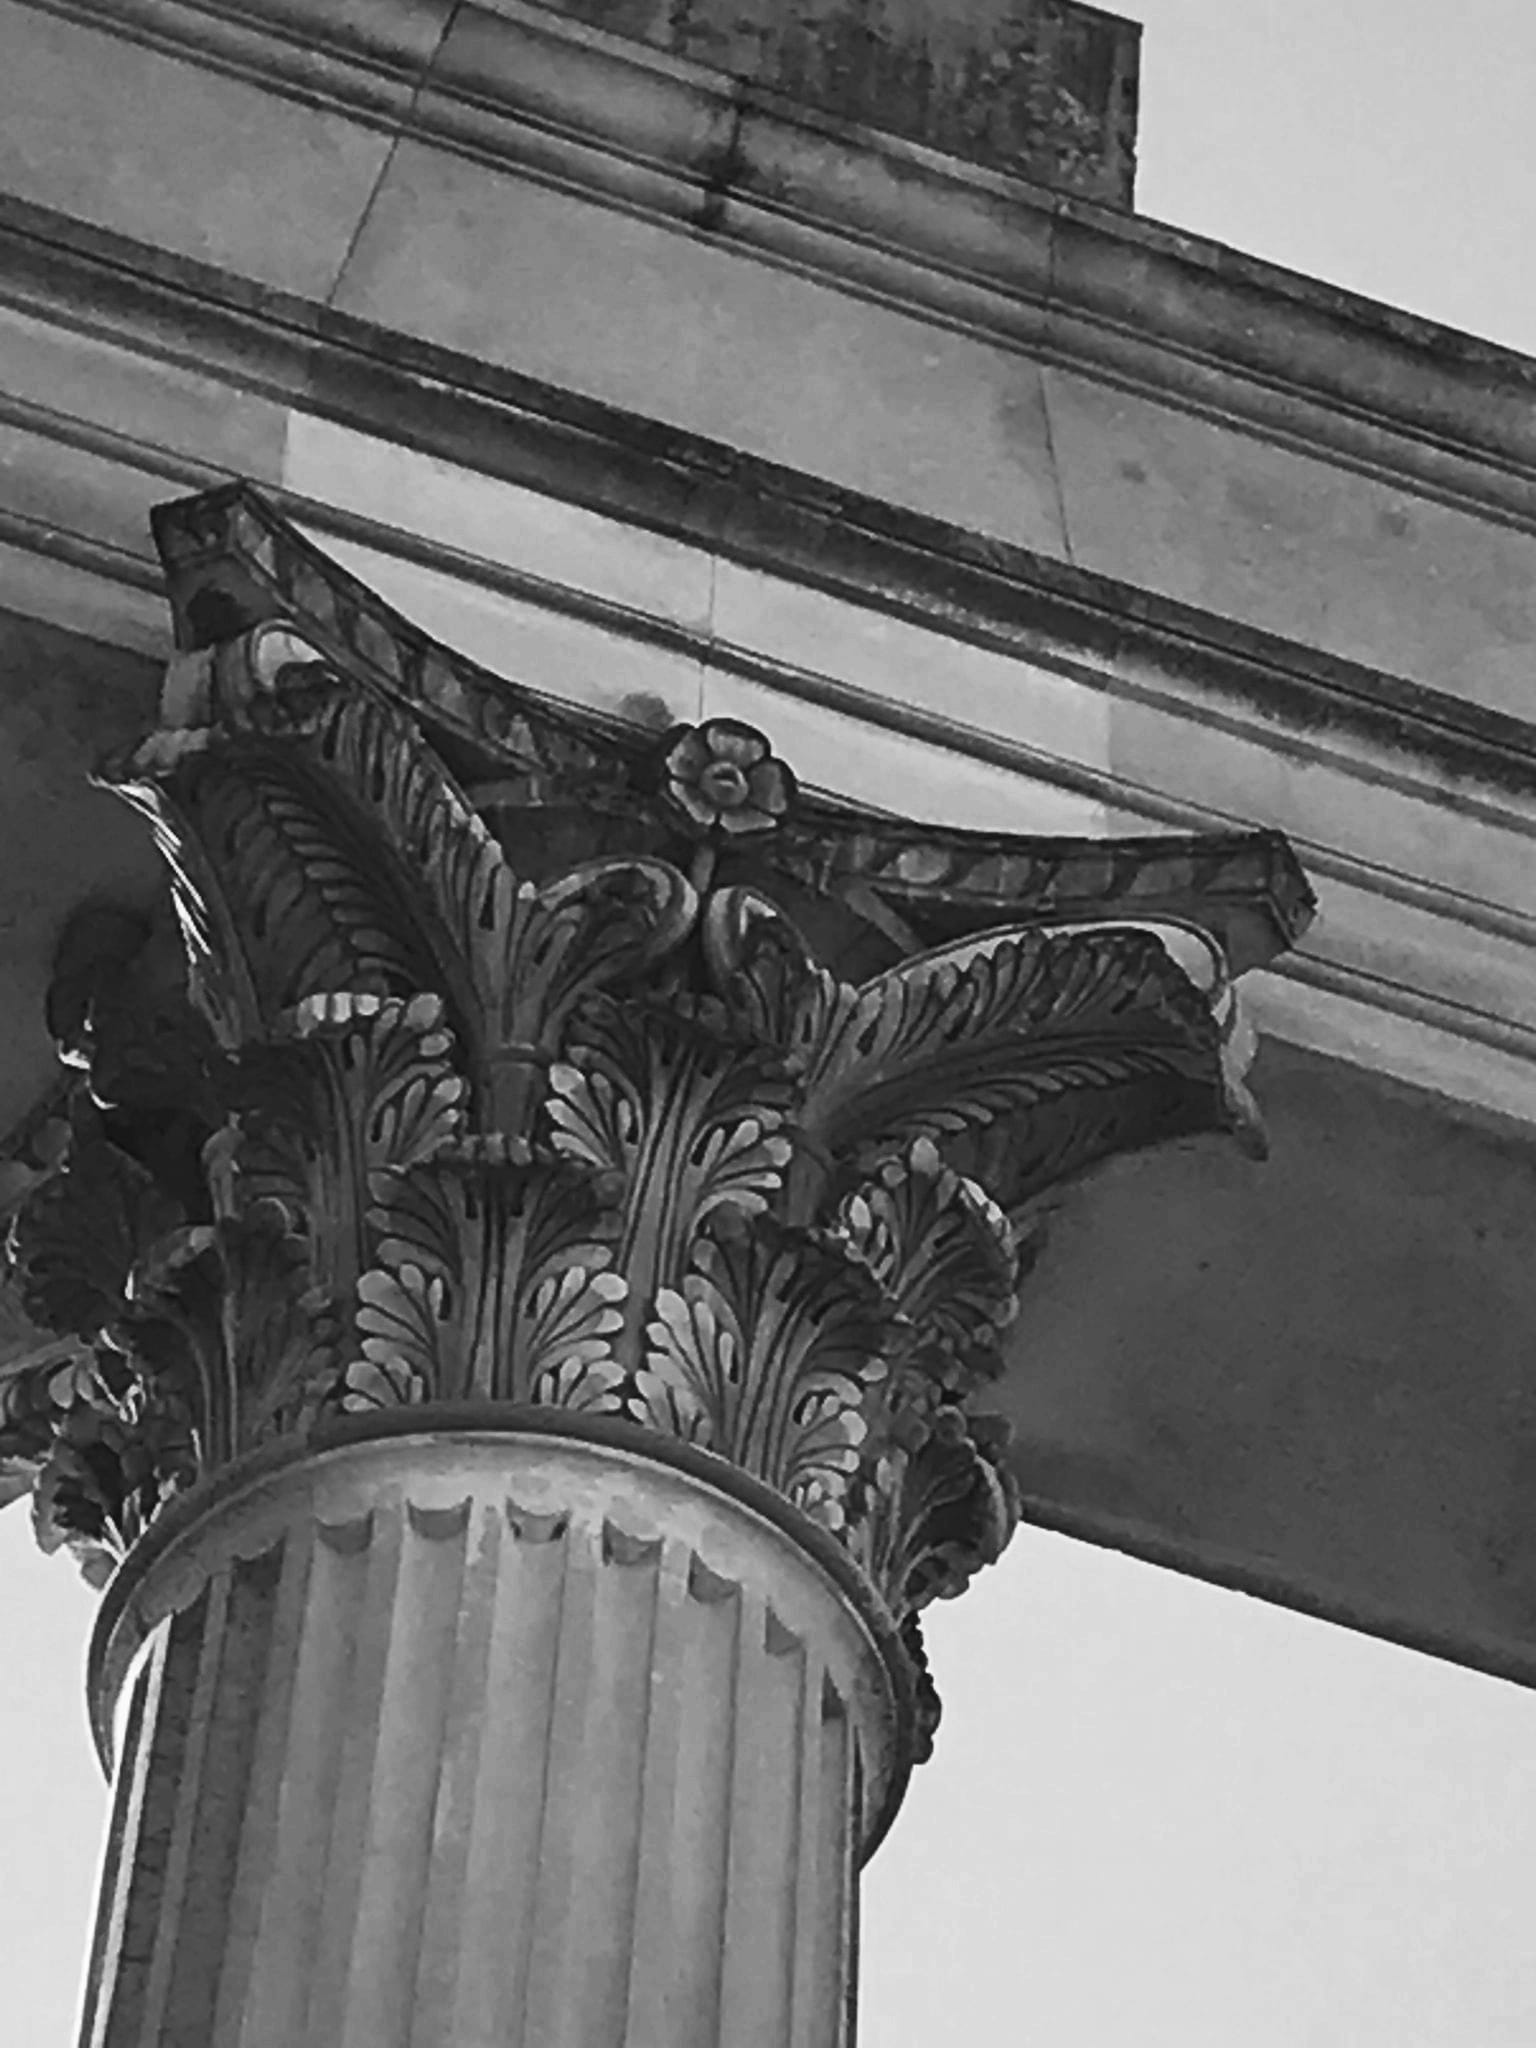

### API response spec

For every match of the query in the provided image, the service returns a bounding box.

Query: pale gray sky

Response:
[7,4,1536,2042]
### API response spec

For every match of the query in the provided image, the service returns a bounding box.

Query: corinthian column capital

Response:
[2,487,1313,1765]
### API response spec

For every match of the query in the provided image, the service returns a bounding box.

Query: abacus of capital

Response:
[0,486,1313,2046]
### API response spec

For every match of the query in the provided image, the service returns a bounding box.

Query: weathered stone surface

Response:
[514,0,1140,202]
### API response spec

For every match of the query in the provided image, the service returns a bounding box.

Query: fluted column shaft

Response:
[78,1416,909,2048]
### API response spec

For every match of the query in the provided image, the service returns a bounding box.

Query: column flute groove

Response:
[212,1530,313,2048]
[408,1498,505,2044]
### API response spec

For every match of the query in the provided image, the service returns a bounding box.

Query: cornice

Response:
[18,0,1536,527]
[2,192,1535,811]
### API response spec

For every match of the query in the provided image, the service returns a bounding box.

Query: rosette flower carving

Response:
[0,488,1313,1745]
[660,719,796,836]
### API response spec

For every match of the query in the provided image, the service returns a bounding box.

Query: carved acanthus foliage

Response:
[1,495,1313,1688]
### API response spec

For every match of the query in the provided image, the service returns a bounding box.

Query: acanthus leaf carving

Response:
[792,920,1226,1188]
[850,1397,1020,1619]
[8,1117,185,1349]
[2,493,1314,1761]
[635,1219,894,1530]
[359,1151,627,1412]
[833,1138,1020,1393]
[221,990,468,1300]
[546,997,796,1365]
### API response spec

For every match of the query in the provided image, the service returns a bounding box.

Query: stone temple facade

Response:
[0,2,1532,2040]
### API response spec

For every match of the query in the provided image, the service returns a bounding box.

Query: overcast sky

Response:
[6,4,1536,2043]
